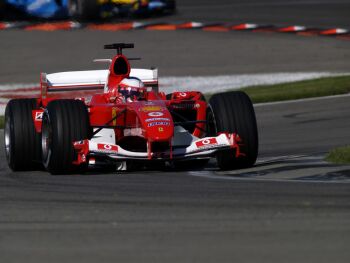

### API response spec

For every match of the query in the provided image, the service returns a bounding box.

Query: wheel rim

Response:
[4,115,11,163]
[41,113,52,166]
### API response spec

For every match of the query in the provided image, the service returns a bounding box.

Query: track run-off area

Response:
[1,0,350,262]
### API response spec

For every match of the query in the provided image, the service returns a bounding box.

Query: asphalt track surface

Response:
[2,0,350,27]
[1,1,350,83]
[1,29,350,84]
[1,1,350,262]
[153,0,350,28]
[1,96,350,263]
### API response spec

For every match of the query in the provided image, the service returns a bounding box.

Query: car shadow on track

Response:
[217,155,350,183]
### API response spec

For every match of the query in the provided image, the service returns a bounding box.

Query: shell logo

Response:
[148,112,164,117]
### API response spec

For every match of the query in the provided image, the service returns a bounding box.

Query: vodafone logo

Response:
[202,139,211,145]
[148,112,164,117]
[195,138,218,148]
[179,92,187,97]
[97,143,118,152]
[104,144,112,150]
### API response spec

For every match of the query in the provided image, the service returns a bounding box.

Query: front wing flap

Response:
[73,133,243,165]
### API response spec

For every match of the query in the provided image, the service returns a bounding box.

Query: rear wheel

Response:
[4,99,42,171]
[41,100,91,174]
[208,91,258,170]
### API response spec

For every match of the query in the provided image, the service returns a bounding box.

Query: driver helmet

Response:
[118,77,145,101]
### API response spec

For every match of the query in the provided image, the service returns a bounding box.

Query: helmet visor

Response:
[119,86,140,99]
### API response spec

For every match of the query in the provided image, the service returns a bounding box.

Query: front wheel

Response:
[41,99,91,174]
[208,91,258,170]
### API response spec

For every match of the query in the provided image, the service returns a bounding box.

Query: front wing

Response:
[73,133,243,165]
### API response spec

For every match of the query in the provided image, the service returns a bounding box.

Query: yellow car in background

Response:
[69,0,176,20]
[2,0,175,19]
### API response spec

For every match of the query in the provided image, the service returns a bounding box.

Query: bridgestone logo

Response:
[145,117,170,122]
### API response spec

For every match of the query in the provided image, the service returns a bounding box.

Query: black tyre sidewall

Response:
[209,91,258,169]
[4,99,41,171]
[42,100,91,174]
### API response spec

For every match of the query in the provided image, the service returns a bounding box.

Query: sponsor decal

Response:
[84,96,92,104]
[123,128,143,136]
[145,117,170,122]
[169,103,199,110]
[148,111,164,117]
[35,112,43,120]
[179,92,187,97]
[147,122,170,127]
[112,107,117,126]
[158,127,164,132]
[97,143,118,153]
[74,140,85,145]
[140,106,163,112]
[195,138,218,148]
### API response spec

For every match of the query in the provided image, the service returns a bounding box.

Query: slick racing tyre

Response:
[208,91,258,170]
[41,100,91,175]
[68,0,99,20]
[4,99,42,171]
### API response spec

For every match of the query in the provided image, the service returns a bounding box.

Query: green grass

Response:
[0,116,3,129]
[206,75,350,103]
[326,146,350,164]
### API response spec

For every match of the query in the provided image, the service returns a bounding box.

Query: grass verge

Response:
[206,75,350,103]
[326,146,350,164]
[243,75,350,103]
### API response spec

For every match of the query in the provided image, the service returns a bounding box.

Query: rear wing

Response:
[40,68,159,99]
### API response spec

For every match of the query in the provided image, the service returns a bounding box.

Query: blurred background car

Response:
[0,0,176,20]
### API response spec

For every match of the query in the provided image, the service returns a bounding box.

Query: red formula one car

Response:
[4,43,258,174]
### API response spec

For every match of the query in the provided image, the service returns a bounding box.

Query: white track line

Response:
[159,72,349,93]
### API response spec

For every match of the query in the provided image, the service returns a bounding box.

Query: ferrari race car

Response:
[4,43,258,174]
[1,0,175,20]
